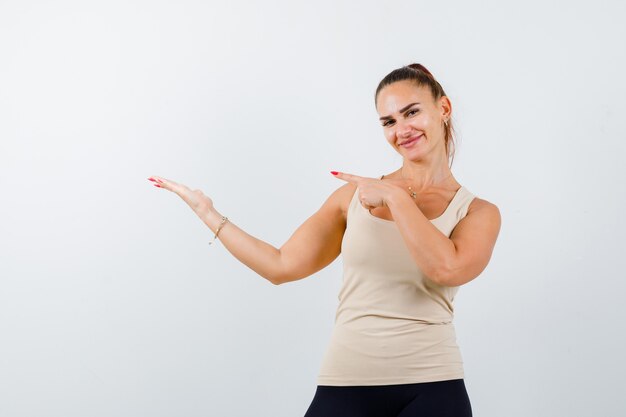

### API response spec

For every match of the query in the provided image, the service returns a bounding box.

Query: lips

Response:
[399,134,423,146]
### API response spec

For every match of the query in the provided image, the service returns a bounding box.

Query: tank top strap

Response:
[436,186,476,231]
[378,174,473,220]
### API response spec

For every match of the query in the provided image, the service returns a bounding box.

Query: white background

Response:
[1,1,625,416]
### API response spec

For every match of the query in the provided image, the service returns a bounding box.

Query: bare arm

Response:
[329,171,500,287]
[385,189,501,286]
[203,184,350,285]
[274,184,350,284]
[202,208,283,284]
[149,175,350,286]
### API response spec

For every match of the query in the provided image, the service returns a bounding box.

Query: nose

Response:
[395,119,414,139]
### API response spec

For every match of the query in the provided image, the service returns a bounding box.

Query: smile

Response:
[399,134,423,147]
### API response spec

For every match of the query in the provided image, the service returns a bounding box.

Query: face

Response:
[376,80,451,159]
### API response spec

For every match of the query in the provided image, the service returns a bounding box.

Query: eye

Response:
[381,109,419,127]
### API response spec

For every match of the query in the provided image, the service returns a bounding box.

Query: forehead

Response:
[376,81,432,114]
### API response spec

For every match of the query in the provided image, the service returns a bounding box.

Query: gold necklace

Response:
[381,173,417,200]
[397,170,454,200]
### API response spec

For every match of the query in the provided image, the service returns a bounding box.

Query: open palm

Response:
[148,176,214,217]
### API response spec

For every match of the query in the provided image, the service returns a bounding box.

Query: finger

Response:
[148,176,164,184]
[331,171,368,184]
[148,176,180,192]
[148,177,163,189]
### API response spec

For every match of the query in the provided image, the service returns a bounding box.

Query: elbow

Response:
[432,264,452,287]
[269,270,288,286]
[418,262,450,287]
[266,253,287,285]
[432,270,449,287]
[435,266,478,287]
[433,249,458,286]
[267,272,282,285]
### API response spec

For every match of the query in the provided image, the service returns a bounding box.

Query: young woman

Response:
[148,63,501,417]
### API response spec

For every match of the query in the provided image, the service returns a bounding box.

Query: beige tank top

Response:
[317,180,476,386]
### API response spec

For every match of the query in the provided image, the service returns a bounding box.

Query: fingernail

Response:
[330,171,339,175]
[153,184,161,188]
[148,178,156,182]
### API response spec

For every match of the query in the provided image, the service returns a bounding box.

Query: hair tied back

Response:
[406,63,435,79]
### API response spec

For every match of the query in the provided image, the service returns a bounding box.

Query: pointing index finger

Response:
[332,171,366,184]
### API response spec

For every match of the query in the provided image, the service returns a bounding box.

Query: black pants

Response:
[304,378,472,417]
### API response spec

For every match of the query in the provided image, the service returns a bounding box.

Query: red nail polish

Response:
[153,184,161,188]
[330,171,339,175]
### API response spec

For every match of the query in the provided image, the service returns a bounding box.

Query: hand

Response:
[331,171,406,210]
[148,176,215,218]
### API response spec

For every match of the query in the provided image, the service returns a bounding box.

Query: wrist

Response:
[385,188,410,209]
[202,207,224,232]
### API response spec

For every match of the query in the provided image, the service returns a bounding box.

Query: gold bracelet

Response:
[209,216,229,245]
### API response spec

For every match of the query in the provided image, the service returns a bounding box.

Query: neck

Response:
[400,154,454,192]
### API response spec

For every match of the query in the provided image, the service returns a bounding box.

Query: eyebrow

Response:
[379,102,421,121]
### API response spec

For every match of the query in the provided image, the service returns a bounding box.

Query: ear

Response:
[439,95,452,120]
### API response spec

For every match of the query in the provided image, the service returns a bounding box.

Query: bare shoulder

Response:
[467,196,501,219]
[444,195,501,286]
[326,182,358,222]
[461,196,502,236]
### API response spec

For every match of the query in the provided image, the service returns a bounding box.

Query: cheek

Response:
[421,116,434,128]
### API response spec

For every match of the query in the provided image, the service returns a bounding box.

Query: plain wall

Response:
[1,0,625,416]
